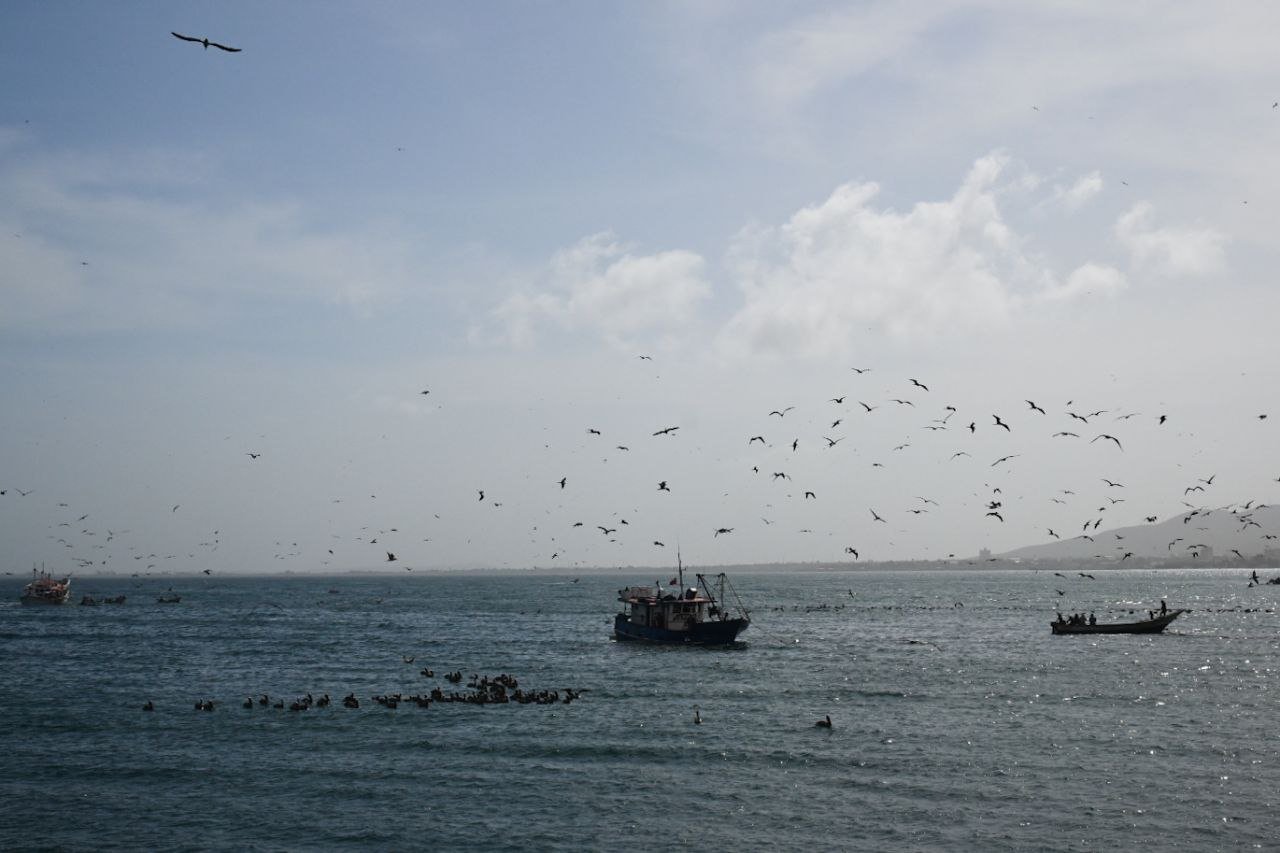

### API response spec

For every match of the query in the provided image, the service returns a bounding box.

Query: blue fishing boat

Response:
[613,554,750,644]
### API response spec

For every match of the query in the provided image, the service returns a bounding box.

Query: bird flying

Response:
[171,31,241,52]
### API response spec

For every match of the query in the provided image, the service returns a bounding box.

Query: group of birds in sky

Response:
[4,30,1277,577]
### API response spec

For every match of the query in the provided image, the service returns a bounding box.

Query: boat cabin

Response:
[617,585,717,631]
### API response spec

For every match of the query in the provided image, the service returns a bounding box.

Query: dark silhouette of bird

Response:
[986,511,1004,522]
[845,547,859,558]
[992,415,1010,431]
[477,490,485,501]
[587,428,601,435]
[653,541,665,547]
[1092,434,1123,450]
[1078,572,1096,579]
[657,481,670,491]
[804,491,816,499]
[638,355,652,360]
[891,399,915,407]
[815,714,833,728]
[851,367,871,374]
[558,477,566,489]
[246,452,261,459]
[831,418,842,429]
[967,422,976,433]
[598,526,616,535]
[951,451,970,459]
[1053,431,1079,438]
[859,401,877,412]
[791,438,799,451]
[1232,549,1244,560]
[1047,529,1059,539]
[748,435,765,444]
[991,454,1018,466]
[714,527,734,536]
[1025,400,1045,414]
[171,31,241,52]
[1145,516,1157,523]
[1101,479,1124,488]
[653,426,679,436]
[823,436,843,448]
[870,509,886,523]
[909,378,929,392]
[1158,415,1167,424]
[769,407,794,417]
[831,396,845,404]
[386,552,396,562]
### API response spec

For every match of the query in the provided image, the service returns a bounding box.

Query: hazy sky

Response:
[3,2,1279,573]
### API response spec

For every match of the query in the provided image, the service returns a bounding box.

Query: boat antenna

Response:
[677,540,683,590]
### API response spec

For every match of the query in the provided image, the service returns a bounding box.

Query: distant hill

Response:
[998,503,1280,563]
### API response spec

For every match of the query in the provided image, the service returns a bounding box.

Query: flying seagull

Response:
[171,32,241,52]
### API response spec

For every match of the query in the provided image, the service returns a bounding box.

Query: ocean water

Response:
[2,568,1278,851]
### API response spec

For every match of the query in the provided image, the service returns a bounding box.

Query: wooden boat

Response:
[1051,609,1185,635]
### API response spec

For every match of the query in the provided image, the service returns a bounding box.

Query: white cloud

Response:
[1042,262,1127,301]
[1116,202,1226,277]
[493,232,710,349]
[0,152,423,331]
[1054,171,1103,211]
[716,152,1110,358]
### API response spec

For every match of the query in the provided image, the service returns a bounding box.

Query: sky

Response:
[2,1,1280,574]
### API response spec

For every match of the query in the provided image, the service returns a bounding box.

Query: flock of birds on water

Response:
[145,667,583,715]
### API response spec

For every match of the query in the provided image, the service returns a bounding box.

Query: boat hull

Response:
[1051,610,1184,635]
[20,595,69,606]
[614,613,748,645]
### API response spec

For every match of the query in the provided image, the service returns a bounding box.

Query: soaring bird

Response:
[992,415,1011,432]
[1092,434,1123,450]
[386,552,397,562]
[558,477,566,489]
[171,31,241,52]
[991,454,1019,467]
[831,396,846,404]
[870,509,886,523]
[985,511,1004,522]
[824,436,843,448]
[909,378,929,392]
[1078,572,1096,579]
[657,481,670,491]
[598,526,616,535]
[804,491,816,499]
[1025,400,1046,414]
[845,547,859,558]
[748,435,766,444]
[714,527,734,536]
[859,401,877,412]
[1101,479,1124,488]
[769,407,794,417]
[653,426,679,436]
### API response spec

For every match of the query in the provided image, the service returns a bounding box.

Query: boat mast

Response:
[677,544,684,590]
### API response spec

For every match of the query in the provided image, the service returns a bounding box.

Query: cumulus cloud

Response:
[1054,171,1103,211]
[1116,202,1226,277]
[716,152,1112,358]
[493,232,710,349]
[1042,262,1127,301]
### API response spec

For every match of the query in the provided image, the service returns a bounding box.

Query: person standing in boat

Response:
[1160,599,1168,615]
[1088,612,1096,626]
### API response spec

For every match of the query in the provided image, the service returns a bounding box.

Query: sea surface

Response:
[2,568,1279,851]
